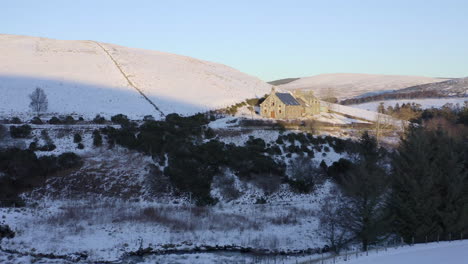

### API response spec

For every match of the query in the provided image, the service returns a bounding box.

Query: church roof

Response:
[275,93,300,105]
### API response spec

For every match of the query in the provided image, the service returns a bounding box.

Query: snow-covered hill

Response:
[278,73,449,100]
[0,34,271,119]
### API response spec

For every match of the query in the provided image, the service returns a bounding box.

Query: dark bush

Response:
[0,225,15,240]
[29,141,38,151]
[30,116,43,125]
[73,133,82,143]
[57,152,83,169]
[62,115,76,125]
[93,115,106,124]
[77,143,84,149]
[0,149,82,205]
[92,130,102,147]
[10,117,22,124]
[37,144,56,151]
[327,158,355,184]
[111,114,130,125]
[10,125,32,138]
[48,116,62,124]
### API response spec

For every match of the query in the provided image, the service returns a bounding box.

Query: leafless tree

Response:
[29,87,48,116]
[319,190,353,253]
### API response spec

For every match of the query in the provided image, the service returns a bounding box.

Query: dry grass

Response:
[35,199,312,237]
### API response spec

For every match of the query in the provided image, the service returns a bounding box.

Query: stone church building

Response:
[260,87,323,119]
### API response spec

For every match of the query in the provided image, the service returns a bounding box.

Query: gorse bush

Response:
[93,114,106,124]
[30,116,43,125]
[92,130,102,147]
[0,148,82,206]
[101,113,285,205]
[10,125,32,138]
[73,133,82,143]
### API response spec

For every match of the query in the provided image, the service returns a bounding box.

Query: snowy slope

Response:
[278,73,449,100]
[0,34,271,119]
[335,240,468,264]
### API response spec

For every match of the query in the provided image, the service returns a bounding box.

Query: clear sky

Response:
[3,0,468,81]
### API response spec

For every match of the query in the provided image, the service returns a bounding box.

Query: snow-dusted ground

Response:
[350,97,468,112]
[278,73,448,100]
[333,240,468,264]
[0,182,334,262]
[0,34,271,119]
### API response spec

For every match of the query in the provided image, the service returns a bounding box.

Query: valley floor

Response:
[0,183,332,263]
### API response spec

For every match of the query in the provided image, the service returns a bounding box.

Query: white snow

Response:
[279,73,448,100]
[0,34,272,119]
[350,97,468,112]
[335,240,468,264]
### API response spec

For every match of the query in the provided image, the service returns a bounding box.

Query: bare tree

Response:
[29,87,48,116]
[319,190,353,253]
[374,113,394,144]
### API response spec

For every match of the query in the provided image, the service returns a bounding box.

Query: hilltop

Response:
[0,34,271,119]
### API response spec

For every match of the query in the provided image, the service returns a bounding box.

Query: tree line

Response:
[322,106,468,252]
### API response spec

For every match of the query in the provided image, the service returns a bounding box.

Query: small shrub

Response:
[37,144,56,151]
[143,115,155,121]
[255,197,267,204]
[111,114,130,125]
[0,225,15,240]
[57,152,83,169]
[93,115,106,124]
[10,125,32,138]
[10,117,22,124]
[30,116,43,125]
[73,133,82,143]
[92,130,102,147]
[77,143,84,149]
[63,116,76,125]
[29,141,38,151]
[48,116,62,124]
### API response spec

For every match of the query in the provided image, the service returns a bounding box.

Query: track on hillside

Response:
[91,41,165,118]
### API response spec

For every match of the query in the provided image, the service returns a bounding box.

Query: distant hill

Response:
[277,73,450,100]
[341,77,467,105]
[398,77,467,96]
[0,34,271,119]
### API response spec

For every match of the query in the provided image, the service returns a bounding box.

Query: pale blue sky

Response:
[3,0,468,81]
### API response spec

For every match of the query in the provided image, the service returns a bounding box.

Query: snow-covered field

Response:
[0,34,271,119]
[0,182,334,263]
[350,97,468,112]
[334,240,468,264]
[278,73,448,100]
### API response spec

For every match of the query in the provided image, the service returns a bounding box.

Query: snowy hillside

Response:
[0,34,271,119]
[278,73,449,100]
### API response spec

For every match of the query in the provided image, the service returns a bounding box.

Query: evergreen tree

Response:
[389,125,468,242]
